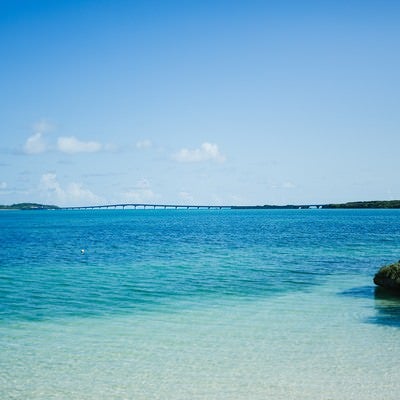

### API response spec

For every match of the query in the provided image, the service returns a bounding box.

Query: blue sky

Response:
[1,0,399,206]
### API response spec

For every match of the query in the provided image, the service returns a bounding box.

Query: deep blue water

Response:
[1,209,400,322]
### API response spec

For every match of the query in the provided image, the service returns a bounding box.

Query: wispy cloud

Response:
[57,136,103,154]
[0,182,7,190]
[33,119,54,134]
[121,179,158,203]
[136,139,152,149]
[39,173,102,206]
[23,119,54,154]
[24,132,48,154]
[173,142,226,163]
[23,119,115,155]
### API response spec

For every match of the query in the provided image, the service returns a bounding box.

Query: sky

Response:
[1,0,399,206]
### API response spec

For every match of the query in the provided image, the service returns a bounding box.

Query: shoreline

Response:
[2,200,400,210]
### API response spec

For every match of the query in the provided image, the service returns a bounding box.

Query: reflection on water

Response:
[339,285,375,299]
[339,285,400,327]
[369,287,400,327]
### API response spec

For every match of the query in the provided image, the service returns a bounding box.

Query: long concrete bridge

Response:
[60,203,234,210]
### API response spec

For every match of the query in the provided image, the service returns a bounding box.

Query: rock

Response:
[374,260,400,292]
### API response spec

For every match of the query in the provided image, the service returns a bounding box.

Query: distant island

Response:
[233,200,400,209]
[1,200,400,210]
[0,203,59,210]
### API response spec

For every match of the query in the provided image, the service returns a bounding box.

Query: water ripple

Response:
[1,209,400,321]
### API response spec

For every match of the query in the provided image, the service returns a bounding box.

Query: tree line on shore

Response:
[230,200,400,209]
[0,203,59,210]
[1,200,400,210]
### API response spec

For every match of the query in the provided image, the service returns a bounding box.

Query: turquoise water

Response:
[1,209,400,399]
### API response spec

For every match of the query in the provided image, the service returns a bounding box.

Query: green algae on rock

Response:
[374,261,400,292]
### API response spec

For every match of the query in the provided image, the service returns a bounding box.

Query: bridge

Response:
[59,203,329,211]
[60,203,234,210]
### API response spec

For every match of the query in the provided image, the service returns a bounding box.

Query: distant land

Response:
[1,200,400,210]
[233,200,400,209]
[0,203,59,210]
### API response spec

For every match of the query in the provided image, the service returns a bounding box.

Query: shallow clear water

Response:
[1,209,400,399]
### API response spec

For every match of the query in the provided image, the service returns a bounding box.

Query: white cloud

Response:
[22,120,115,155]
[39,173,101,206]
[66,182,100,203]
[0,182,7,190]
[121,179,158,203]
[173,142,225,163]
[123,189,156,203]
[24,132,48,154]
[23,119,54,154]
[136,139,152,149]
[40,173,64,198]
[57,136,103,154]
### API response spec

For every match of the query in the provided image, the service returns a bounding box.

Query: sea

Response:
[1,208,400,399]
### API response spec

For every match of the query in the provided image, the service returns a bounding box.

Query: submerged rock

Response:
[374,261,400,292]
